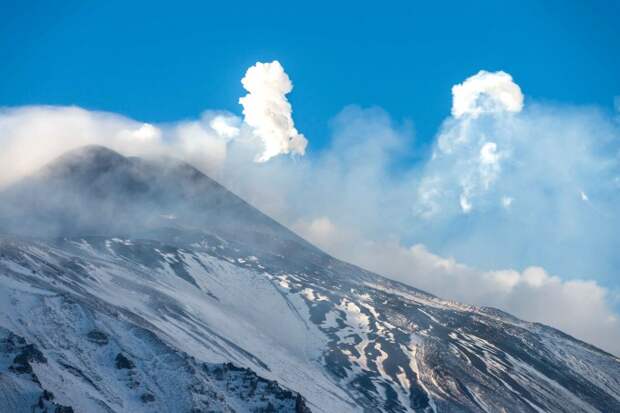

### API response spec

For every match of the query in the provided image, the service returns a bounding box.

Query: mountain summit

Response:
[0,146,618,412]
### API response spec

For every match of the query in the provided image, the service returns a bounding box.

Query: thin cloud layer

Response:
[0,106,159,187]
[0,106,243,187]
[415,102,620,282]
[239,61,307,162]
[0,67,619,355]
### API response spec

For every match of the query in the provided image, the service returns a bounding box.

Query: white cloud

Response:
[414,96,620,290]
[479,141,499,164]
[0,106,159,187]
[239,61,308,162]
[294,216,337,248]
[501,196,513,208]
[1,68,619,356]
[451,70,523,118]
[419,123,507,218]
[478,141,502,189]
[209,114,240,139]
[460,194,472,213]
[126,123,162,142]
[0,106,241,187]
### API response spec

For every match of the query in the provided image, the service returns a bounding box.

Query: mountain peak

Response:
[0,146,308,249]
[41,145,130,179]
[61,144,124,158]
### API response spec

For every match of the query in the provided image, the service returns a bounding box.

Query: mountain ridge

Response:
[0,146,618,412]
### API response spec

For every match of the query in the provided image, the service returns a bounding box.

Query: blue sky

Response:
[2,1,620,350]
[2,0,619,152]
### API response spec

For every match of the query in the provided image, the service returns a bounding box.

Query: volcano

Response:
[0,146,618,412]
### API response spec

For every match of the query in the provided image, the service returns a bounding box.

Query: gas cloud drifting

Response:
[239,61,308,162]
[1,62,620,354]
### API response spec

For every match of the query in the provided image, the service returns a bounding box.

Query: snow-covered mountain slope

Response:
[0,146,618,412]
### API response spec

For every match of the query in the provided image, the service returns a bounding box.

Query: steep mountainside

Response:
[0,146,618,412]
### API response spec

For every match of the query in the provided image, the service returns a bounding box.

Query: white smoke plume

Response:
[239,61,308,162]
[451,70,524,118]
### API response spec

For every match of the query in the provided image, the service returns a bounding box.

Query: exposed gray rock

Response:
[115,353,135,370]
[86,330,109,345]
